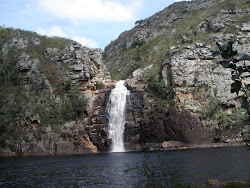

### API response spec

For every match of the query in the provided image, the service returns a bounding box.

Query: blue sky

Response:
[0,0,190,49]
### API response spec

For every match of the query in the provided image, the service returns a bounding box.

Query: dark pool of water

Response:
[0,146,249,187]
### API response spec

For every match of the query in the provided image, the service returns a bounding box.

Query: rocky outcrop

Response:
[124,78,246,151]
[2,122,98,155]
[165,42,238,110]
[124,81,144,151]
[0,28,111,155]
[103,0,250,79]
[88,83,115,151]
[162,141,186,150]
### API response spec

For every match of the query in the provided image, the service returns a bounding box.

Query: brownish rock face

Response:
[88,84,115,151]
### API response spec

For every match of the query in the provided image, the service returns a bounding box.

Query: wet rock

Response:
[162,141,185,149]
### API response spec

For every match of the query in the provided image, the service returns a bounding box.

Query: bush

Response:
[201,98,220,120]
[143,65,174,102]
[0,87,29,146]
[238,14,250,24]
[33,104,50,124]
[65,79,72,91]
[0,27,13,44]
[96,82,104,90]
[131,40,146,48]
[60,88,88,121]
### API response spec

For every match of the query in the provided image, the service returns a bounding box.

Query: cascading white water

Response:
[107,80,130,152]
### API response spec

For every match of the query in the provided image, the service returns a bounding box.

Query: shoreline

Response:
[161,142,247,151]
[0,142,248,157]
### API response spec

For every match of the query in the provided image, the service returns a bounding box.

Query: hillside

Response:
[104,0,250,79]
[103,0,250,146]
[0,27,112,154]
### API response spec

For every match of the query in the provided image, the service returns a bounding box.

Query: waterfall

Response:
[107,80,130,152]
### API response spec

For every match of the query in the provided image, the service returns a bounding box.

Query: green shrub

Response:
[65,79,72,91]
[219,108,249,130]
[96,82,104,90]
[0,27,13,43]
[33,105,50,125]
[60,88,88,120]
[131,40,146,48]
[201,98,220,120]
[238,14,250,24]
[143,65,174,103]
[0,87,30,146]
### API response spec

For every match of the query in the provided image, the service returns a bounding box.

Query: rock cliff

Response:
[0,28,112,155]
[103,0,250,149]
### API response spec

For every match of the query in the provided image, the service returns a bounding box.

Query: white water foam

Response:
[107,80,130,152]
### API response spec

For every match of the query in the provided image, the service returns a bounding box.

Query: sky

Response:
[0,0,190,49]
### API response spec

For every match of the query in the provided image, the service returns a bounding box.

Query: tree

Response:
[215,41,250,115]
[135,19,144,26]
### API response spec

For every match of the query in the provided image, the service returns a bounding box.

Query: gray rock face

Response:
[44,48,59,55]
[208,18,228,32]
[32,37,40,45]
[167,43,238,110]
[123,79,244,151]
[241,23,250,32]
[0,30,111,155]
[4,122,98,155]
[12,33,29,49]
[17,53,39,72]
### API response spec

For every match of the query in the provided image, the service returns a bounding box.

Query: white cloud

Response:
[72,36,98,48]
[36,26,98,48]
[37,26,68,37]
[38,0,142,23]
